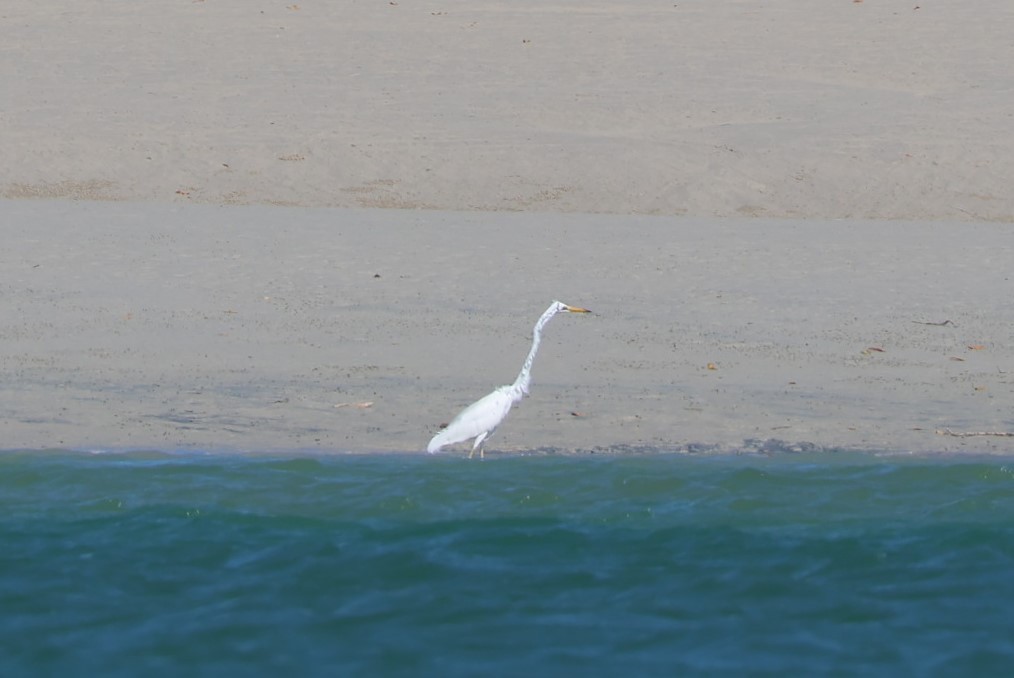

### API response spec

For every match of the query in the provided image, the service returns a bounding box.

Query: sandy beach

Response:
[2,1,1012,454]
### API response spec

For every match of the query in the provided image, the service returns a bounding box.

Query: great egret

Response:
[427,300,592,458]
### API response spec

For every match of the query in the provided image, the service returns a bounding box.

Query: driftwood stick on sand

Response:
[936,428,1014,438]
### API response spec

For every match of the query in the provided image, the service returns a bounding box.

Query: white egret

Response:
[427,300,592,458]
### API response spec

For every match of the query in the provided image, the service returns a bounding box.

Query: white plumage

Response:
[427,300,591,458]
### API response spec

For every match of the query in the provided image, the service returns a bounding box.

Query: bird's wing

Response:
[427,387,515,453]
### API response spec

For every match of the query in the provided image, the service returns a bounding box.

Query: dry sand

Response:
[1,1,1013,454]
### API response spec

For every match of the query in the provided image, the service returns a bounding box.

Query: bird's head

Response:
[554,300,593,314]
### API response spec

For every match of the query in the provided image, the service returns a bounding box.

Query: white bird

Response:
[427,300,592,458]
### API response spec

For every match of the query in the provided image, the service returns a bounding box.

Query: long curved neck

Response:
[509,304,560,399]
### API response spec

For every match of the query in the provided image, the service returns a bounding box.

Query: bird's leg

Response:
[469,432,489,460]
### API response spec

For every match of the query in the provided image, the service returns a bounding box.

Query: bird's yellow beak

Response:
[564,305,592,314]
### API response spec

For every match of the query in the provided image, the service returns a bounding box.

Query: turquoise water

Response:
[2,450,1013,676]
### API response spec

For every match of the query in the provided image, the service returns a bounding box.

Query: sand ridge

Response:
[2,1,1013,219]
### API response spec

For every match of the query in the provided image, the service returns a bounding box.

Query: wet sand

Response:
[3,201,1012,454]
[1,1,1012,454]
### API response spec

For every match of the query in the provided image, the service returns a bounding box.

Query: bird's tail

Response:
[427,430,451,454]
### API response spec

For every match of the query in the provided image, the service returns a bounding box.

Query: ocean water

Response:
[2,450,1013,676]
